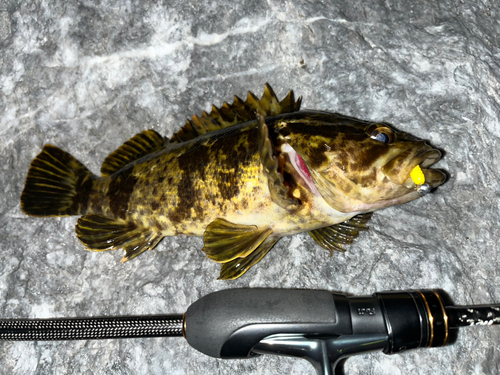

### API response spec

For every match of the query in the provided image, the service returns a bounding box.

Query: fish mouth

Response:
[382,147,446,189]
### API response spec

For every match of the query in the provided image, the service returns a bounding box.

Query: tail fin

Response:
[21,145,96,217]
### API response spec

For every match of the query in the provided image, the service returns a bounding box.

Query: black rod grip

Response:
[184,289,351,358]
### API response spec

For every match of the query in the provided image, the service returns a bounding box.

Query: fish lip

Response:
[400,149,445,188]
[412,149,445,188]
[422,168,447,188]
[382,147,443,186]
[418,149,442,168]
[408,148,442,171]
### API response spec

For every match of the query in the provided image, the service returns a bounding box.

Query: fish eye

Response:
[369,126,394,144]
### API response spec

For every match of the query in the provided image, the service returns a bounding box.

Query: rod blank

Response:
[446,305,500,328]
[0,315,184,341]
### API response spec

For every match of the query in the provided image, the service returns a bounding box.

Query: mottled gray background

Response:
[1,0,500,374]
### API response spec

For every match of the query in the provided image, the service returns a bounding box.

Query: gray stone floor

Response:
[1,1,499,374]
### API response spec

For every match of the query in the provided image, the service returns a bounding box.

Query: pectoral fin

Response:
[309,213,372,255]
[218,236,279,280]
[76,214,163,261]
[202,218,273,263]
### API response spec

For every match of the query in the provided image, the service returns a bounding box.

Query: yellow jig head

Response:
[410,165,425,185]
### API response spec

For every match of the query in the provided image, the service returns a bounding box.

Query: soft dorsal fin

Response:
[101,130,165,177]
[308,213,373,255]
[169,83,302,144]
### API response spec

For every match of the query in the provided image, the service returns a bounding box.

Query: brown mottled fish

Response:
[21,84,446,279]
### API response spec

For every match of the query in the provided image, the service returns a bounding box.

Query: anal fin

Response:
[309,213,373,255]
[76,214,163,261]
[101,130,165,177]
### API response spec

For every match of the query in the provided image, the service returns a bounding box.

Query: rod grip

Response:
[184,288,351,358]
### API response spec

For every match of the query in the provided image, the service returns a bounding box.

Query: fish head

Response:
[277,112,446,213]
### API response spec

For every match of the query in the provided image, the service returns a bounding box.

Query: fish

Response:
[20,84,446,279]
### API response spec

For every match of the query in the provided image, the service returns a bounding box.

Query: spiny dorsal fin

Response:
[170,83,302,144]
[101,130,165,177]
[76,214,163,261]
[308,213,373,255]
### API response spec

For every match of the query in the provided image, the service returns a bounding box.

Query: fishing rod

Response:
[1,288,499,374]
